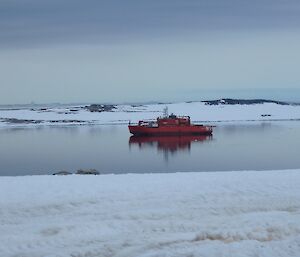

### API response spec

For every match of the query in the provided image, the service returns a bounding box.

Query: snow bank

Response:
[1,102,300,127]
[1,170,300,257]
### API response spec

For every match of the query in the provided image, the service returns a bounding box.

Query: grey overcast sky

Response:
[1,0,300,104]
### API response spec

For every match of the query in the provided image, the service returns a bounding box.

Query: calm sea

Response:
[0,122,299,176]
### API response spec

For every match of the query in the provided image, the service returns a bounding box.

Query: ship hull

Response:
[128,125,213,136]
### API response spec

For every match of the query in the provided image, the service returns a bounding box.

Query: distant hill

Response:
[202,98,299,106]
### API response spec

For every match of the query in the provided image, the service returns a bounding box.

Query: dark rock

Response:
[85,104,116,112]
[76,169,100,175]
[202,98,290,106]
[131,104,143,107]
[4,118,42,124]
[49,120,85,123]
[53,171,72,175]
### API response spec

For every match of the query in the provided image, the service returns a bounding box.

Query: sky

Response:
[1,0,300,104]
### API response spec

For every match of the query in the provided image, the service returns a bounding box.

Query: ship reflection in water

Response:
[129,135,212,161]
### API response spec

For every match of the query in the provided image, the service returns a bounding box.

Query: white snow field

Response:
[1,170,300,257]
[1,102,300,127]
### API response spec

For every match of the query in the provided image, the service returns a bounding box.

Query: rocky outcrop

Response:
[53,171,72,175]
[76,169,100,175]
[202,98,291,105]
[84,104,116,112]
[3,118,43,124]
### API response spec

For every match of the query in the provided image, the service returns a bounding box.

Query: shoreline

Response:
[1,168,300,178]
[1,117,300,129]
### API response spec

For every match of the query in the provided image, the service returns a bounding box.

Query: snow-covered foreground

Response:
[1,170,300,257]
[1,102,300,127]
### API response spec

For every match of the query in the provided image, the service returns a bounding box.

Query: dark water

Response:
[1,122,300,176]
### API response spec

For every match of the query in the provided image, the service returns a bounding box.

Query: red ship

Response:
[128,108,213,136]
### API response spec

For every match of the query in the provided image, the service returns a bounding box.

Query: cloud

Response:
[1,0,300,48]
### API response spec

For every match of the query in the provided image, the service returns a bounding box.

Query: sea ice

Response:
[0,170,299,257]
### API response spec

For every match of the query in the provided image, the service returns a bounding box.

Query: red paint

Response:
[129,114,213,136]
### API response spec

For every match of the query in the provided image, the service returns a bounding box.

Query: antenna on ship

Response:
[163,106,168,118]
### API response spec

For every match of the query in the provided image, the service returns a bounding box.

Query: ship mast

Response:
[163,106,168,118]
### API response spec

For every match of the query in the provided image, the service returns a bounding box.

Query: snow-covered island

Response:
[1,99,300,127]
